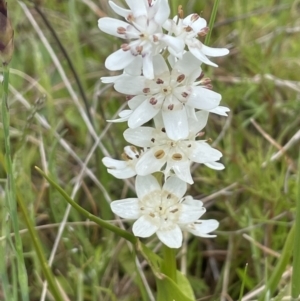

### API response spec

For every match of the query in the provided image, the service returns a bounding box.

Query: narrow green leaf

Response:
[291,150,300,299]
[35,166,137,244]
[17,193,65,301]
[1,64,29,301]
[204,0,221,45]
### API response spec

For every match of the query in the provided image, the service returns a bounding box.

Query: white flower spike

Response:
[111,175,217,248]
[98,0,184,79]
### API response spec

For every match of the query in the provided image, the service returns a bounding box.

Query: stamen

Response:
[149,97,157,105]
[172,153,182,161]
[185,26,193,32]
[136,45,143,54]
[198,26,209,37]
[117,27,126,34]
[154,150,165,159]
[156,78,164,84]
[152,35,159,42]
[125,95,134,101]
[181,92,189,98]
[168,104,174,110]
[191,13,199,22]
[177,74,185,83]
[178,5,184,19]
[143,88,150,93]
[121,44,130,51]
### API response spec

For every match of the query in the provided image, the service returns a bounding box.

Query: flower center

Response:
[139,190,182,229]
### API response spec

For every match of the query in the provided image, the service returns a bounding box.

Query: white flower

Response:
[164,14,229,67]
[123,111,224,184]
[102,146,140,179]
[114,52,221,140]
[98,0,183,79]
[111,175,214,248]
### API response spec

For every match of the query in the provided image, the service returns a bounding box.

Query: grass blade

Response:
[291,150,300,299]
[1,65,29,301]
[205,0,221,45]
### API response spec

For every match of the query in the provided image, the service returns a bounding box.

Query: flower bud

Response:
[0,0,14,65]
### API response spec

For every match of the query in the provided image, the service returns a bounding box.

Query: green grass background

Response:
[1,0,300,300]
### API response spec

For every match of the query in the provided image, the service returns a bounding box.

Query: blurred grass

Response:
[0,0,300,300]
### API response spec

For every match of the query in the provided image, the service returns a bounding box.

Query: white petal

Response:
[209,106,230,116]
[125,56,143,76]
[163,176,187,199]
[162,108,189,140]
[128,95,146,110]
[135,150,166,175]
[174,51,201,76]
[102,157,127,169]
[190,17,207,32]
[109,1,131,19]
[107,110,132,123]
[189,142,222,163]
[189,111,209,134]
[128,100,159,128]
[142,53,154,79]
[186,219,219,237]
[111,198,140,219]
[108,167,136,179]
[101,74,123,83]
[153,0,170,24]
[98,18,131,38]
[124,127,154,147]
[133,215,158,237]
[162,19,173,32]
[135,175,161,199]
[114,75,145,94]
[178,203,206,223]
[156,226,182,248]
[152,54,169,76]
[188,42,218,67]
[201,44,229,57]
[171,160,194,184]
[153,111,164,128]
[187,87,221,110]
[105,49,136,71]
[125,0,147,17]
[204,161,225,170]
[182,197,203,208]
[160,34,184,56]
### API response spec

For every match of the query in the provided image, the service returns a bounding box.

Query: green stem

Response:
[1,66,29,301]
[17,193,65,301]
[161,245,177,282]
[291,149,300,299]
[35,167,137,244]
[205,0,221,45]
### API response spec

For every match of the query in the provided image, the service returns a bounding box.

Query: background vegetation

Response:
[1,0,300,300]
